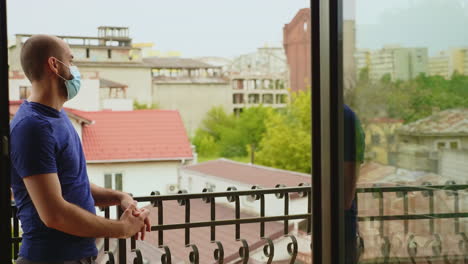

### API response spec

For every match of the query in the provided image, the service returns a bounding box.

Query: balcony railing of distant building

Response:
[9,183,468,264]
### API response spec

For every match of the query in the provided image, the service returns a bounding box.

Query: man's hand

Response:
[120,193,137,211]
[119,193,151,240]
[119,207,150,239]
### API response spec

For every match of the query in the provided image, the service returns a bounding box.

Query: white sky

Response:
[6,0,468,57]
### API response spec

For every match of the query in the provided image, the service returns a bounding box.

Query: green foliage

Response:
[133,101,158,110]
[194,91,313,173]
[193,106,270,160]
[256,89,312,173]
[346,70,468,124]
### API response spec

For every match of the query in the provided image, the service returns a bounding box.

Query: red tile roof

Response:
[81,110,193,162]
[181,159,311,188]
[143,200,287,263]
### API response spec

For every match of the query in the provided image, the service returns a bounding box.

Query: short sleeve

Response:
[10,117,57,178]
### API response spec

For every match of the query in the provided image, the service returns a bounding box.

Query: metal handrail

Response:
[9,183,468,263]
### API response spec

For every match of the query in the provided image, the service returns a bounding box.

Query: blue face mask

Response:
[55,59,81,100]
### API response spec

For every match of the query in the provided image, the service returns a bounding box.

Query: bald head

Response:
[20,35,69,82]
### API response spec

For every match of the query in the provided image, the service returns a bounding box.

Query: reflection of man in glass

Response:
[344,105,365,263]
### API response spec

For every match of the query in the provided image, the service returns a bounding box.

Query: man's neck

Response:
[28,79,67,111]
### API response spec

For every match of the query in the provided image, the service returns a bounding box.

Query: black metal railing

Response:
[107,184,311,264]
[9,183,468,264]
[356,182,468,264]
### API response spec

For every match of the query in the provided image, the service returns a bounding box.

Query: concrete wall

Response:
[101,98,133,110]
[71,47,134,63]
[440,149,468,183]
[152,82,232,136]
[79,66,152,106]
[87,160,184,198]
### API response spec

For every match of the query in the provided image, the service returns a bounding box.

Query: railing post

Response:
[117,206,126,264]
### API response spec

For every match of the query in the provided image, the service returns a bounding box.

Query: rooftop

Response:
[99,78,128,89]
[397,108,468,136]
[181,158,311,188]
[81,110,193,162]
[143,57,218,69]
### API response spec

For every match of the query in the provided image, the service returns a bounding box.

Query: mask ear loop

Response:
[53,57,70,81]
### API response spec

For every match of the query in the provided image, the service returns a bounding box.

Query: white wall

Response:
[178,169,309,219]
[79,66,153,106]
[440,149,468,183]
[87,160,184,198]
[101,98,133,111]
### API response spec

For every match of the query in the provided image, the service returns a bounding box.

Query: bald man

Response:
[10,35,150,264]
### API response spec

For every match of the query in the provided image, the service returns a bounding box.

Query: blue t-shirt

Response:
[10,101,98,262]
[343,105,365,240]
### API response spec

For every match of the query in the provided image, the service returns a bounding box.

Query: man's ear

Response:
[47,57,59,75]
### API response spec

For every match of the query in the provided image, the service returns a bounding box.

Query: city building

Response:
[428,51,450,78]
[8,26,154,106]
[395,108,468,177]
[368,46,428,81]
[283,8,356,91]
[130,42,182,60]
[355,49,371,76]
[144,57,232,136]
[448,47,468,76]
[283,8,311,92]
[229,46,289,115]
[363,117,404,165]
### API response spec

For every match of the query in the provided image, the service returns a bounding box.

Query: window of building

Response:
[450,141,459,149]
[371,134,381,145]
[386,135,395,144]
[107,49,112,59]
[104,172,123,191]
[86,48,90,58]
[19,86,32,100]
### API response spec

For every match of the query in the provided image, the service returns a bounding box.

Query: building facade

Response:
[8,26,154,106]
[284,8,356,91]
[395,108,468,173]
[368,46,428,81]
[229,46,289,115]
[145,57,232,136]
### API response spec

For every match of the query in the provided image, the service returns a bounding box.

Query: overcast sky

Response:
[6,0,468,57]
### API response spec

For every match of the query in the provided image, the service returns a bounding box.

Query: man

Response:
[10,35,150,264]
[344,104,365,263]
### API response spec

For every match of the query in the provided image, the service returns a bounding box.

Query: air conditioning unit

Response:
[166,184,179,194]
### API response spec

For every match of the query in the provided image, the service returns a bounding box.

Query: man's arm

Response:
[23,173,148,239]
[344,162,360,210]
[90,183,134,208]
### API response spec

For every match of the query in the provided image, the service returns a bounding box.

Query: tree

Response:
[133,101,158,110]
[236,106,271,163]
[256,89,312,173]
